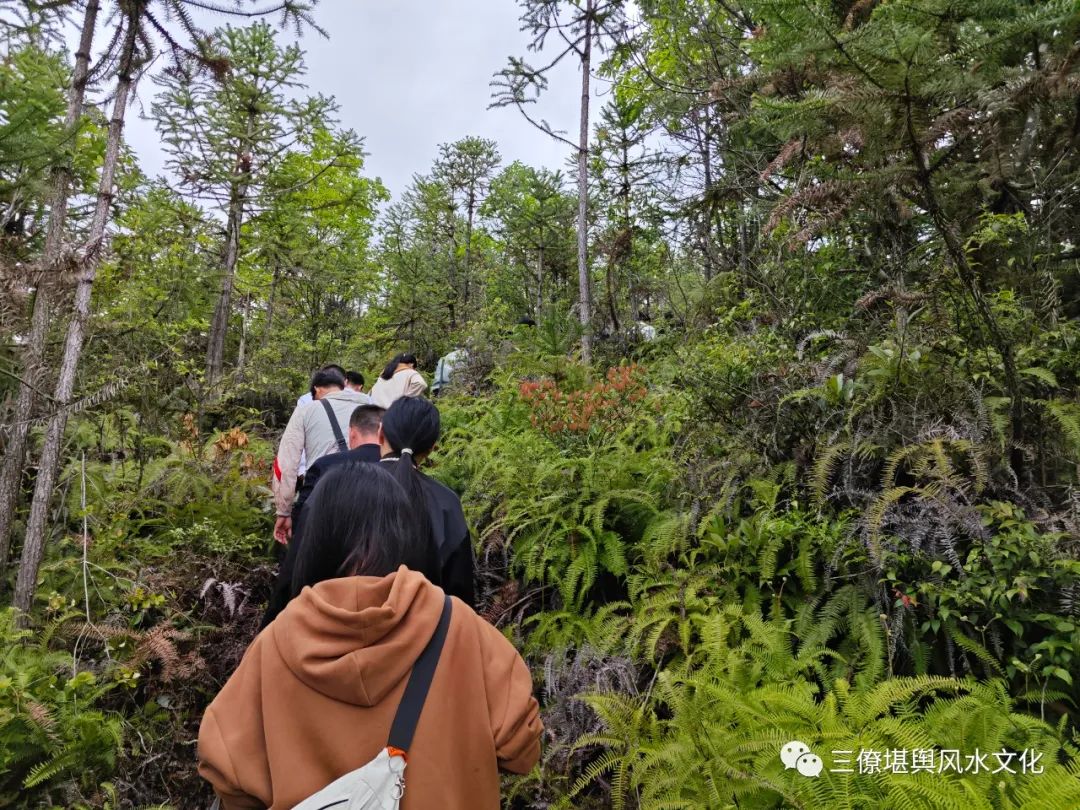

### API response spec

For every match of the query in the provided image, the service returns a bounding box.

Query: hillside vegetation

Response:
[1,0,1079,807]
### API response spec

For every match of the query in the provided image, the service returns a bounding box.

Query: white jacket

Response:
[369,368,427,409]
[273,389,371,516]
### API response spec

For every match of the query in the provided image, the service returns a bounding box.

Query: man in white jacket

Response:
[291,364,347,478]
[432,348,466,397]
[273,367,370,542]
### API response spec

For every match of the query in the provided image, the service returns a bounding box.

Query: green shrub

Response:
[888,501,1080,697]
[438,364,681,609]
[568,604,1080,810]
[0,609,123,807]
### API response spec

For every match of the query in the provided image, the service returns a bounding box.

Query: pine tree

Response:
[482,161,578,318]
[245,124,386,374]
[153,21,334,393]
[8,1,324,615]
[492,0,629,364]
[433,136,501,322]
[0,0,100,585]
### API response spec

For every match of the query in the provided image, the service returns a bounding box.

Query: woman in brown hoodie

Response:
[198,462,542,809]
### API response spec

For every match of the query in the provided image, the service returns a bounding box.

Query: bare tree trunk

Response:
[13,12,138,616]
[698,109,718,282]
[620,130,634,323]
[903,84,1025,473]
[536,245,544,316]
[206,114,255,391]
[236,294,251,380]
[575,1,594,364]
[206,184,247,390]
[262,264,280,349]
[446,209,459,331]
[463,190,475,312]
[0,0,99,580]
[605,258,620,334]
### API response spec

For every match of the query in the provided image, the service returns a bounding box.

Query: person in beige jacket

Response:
[198,462,542,809]
[271,368,370,543]
[369,352,428,409]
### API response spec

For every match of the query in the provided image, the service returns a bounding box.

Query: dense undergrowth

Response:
[0,423,275,807]
[433,318,1080,809]
[6,304,1078,809]
[3,0,1080,807]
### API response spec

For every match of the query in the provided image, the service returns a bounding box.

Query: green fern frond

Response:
[811,441,850,506]
[865,485,918,558]
[1044,399,1080,455]
[23,747,79,789]
[881,443,923,489]
[949,629,1004,677]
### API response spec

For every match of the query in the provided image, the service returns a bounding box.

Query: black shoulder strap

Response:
[319,398,348,453]
[387,595,452,753]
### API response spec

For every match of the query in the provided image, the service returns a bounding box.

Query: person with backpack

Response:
[260,404,386,629]
[431,348,466,397]
[197,463,542,810]
[369,352,427,408]
[288,364,346,483]
[378,397,476,607]
[272,367,370,543]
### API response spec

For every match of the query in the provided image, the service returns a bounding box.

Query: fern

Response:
[640,510,691,566]
[865,485,919,560]
[1044,399,1080,456]
[1020,366,1059,389]
[22,746,82,789]
[948,629,1005,678]
[0,610,125,801]
[812,440,850,505]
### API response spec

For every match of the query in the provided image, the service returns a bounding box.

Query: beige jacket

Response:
[198,568,542,810]
[369,368,427,409]
[273,389,370,515]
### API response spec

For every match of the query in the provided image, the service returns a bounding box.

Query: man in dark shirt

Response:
[261,404,385,627]
[291,404,384,528]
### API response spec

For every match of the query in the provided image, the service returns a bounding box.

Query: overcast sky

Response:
[123,0,584,199]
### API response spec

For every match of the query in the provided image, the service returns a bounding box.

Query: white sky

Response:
[122,0,584,198]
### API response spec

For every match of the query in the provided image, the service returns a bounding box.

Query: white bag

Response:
[291,748,406,810]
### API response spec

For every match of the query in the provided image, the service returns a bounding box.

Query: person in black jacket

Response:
[260,404,385,628]
[292,404,385,529]
[378,397,476,608]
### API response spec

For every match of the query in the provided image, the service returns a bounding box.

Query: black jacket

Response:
[394,460,475,610]
[260,447,475,628]
[262,444,382,628]
[294,442,382,529]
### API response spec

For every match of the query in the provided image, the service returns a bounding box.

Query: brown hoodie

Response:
[198,567,542,809]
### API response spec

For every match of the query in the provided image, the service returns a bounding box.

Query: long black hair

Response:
[380,397,440,550]
[380,352,418,381]
[290,462,440,597]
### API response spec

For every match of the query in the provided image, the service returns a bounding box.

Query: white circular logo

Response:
[795,752,823,778]
[780,741,811,770]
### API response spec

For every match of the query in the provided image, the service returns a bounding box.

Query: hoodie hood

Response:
[272,566,445,706]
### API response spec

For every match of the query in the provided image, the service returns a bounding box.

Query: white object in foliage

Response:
[291,747,406,810]
[433,348,466,393]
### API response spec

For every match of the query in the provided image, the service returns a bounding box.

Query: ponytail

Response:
[380,398,441,578]
[382,456,436,582]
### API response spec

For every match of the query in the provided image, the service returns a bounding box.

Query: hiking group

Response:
[196,353,541,809]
